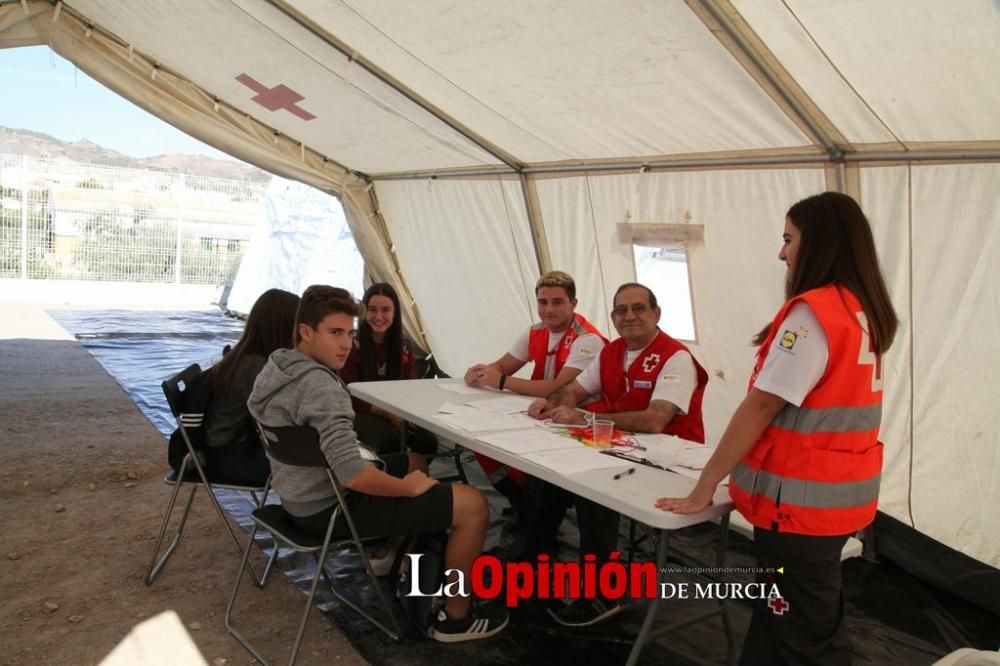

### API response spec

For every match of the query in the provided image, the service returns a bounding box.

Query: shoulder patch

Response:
[778,327,809,352]
[779,330,798,350]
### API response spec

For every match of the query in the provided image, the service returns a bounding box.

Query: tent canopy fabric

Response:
[2,0,998,568]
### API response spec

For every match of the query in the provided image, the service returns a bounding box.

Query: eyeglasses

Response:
[612,304,650,317]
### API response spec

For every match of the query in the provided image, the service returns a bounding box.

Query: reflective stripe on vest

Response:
[772,403,882,434]
[731,462,880,509]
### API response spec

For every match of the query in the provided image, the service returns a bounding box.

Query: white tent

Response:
[2,0,998,571]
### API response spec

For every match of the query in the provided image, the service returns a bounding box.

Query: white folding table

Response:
[349,378,737,665]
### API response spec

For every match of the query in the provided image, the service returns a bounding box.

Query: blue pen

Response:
[613,467,636,481]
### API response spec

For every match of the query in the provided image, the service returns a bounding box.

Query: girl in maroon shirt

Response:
[339,283,438,455]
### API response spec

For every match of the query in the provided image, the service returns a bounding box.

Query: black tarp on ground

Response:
[51,308,1000,665]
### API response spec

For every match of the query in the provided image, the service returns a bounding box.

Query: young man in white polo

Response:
[464,271,607,553]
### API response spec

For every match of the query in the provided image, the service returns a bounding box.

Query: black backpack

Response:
[396,531,448,638]
[165,365,214,473]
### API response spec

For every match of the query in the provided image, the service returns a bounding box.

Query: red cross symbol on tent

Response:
[768,594,790,616]
[235,74,316,121]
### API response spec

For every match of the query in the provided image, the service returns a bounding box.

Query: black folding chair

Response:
[225,423,401,665]
[145,363,274,587]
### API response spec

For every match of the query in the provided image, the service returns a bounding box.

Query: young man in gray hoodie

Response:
[248,285,508,643]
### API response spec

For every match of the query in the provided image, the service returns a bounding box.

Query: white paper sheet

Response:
[466,395,535,415]
[432,405,537,432]
[477,429,582,455]
[436,401,464,414]
[521,447,632,475]
[633,433,715,470]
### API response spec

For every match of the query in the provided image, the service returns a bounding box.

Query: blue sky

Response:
[0,45,235,160]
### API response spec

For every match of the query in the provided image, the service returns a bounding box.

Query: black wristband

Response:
[499,374,507,391]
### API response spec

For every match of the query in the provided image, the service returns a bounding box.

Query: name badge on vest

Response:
[633,380,653,389]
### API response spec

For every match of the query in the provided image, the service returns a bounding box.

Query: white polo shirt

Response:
[753,302,829,407]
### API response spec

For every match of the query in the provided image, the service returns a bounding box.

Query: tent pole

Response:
[690,0,844,159]
[518,173,552,274]
[371,148,1000,182]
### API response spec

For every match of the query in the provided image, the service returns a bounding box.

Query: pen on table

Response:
[612,467,636,481]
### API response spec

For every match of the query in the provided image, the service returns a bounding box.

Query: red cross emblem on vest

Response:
[768,594,789,615]
[641,353,661,374]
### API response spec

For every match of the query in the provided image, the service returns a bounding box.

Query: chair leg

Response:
[288,543,336,666]
[224,524,271,666]
[145,482,198,585]
[335,551,402,642]
[454,445,469,484]
[258,545,280,587]
[250,488,276,588]
[200,480,267,586]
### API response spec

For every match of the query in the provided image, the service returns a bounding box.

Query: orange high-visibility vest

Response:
[729,285,884,536]
[527,313,607,380]
[584,330,708,444]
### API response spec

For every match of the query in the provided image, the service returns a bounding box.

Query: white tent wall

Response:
[65,0,501,174]
[858,166,913,542]
[373,177,540,376]
[735,0,1000,146]
[288,0,814,164]
[859,163,1000,568]
[534,167,826,446]
[908,164,1000,567]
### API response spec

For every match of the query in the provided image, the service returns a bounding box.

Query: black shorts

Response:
[291,453,453,540]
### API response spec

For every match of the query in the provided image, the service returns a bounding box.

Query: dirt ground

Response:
[0,305,366,666]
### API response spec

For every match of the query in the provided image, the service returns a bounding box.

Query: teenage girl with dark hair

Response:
[339,282,438,455]
[657,192,898,665]
[203,288,300,485]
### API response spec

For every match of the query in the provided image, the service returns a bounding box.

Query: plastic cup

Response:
[592,419,614,448]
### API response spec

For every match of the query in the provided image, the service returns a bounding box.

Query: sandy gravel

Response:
[0,305,366,666]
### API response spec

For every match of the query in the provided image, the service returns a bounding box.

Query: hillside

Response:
[0,126,270,183]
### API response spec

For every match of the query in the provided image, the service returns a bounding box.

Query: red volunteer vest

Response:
[527,313,606,380]
[729,285,884,536]
[584,330,708,444]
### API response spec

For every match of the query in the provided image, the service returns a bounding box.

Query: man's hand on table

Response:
[527,398,554,419]
[464,364,487,386]
[471,365,502,389]
[547,405,588,425]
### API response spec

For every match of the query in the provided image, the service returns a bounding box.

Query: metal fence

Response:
[0,154,266,284]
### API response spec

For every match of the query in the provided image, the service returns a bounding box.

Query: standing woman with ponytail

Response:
[656,192,898,665]
[339,283,439,456]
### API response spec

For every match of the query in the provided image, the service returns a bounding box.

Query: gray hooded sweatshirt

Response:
[247,348,370,517]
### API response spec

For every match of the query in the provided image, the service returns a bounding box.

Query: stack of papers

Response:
[433,404,536,432]
[627,433,720,481]
[521,447,632,476]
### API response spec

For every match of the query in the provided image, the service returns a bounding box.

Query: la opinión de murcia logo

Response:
[401,551,784,607]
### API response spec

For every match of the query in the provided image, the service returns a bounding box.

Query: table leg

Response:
[625,528,669,666]
[716,513,737,666]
